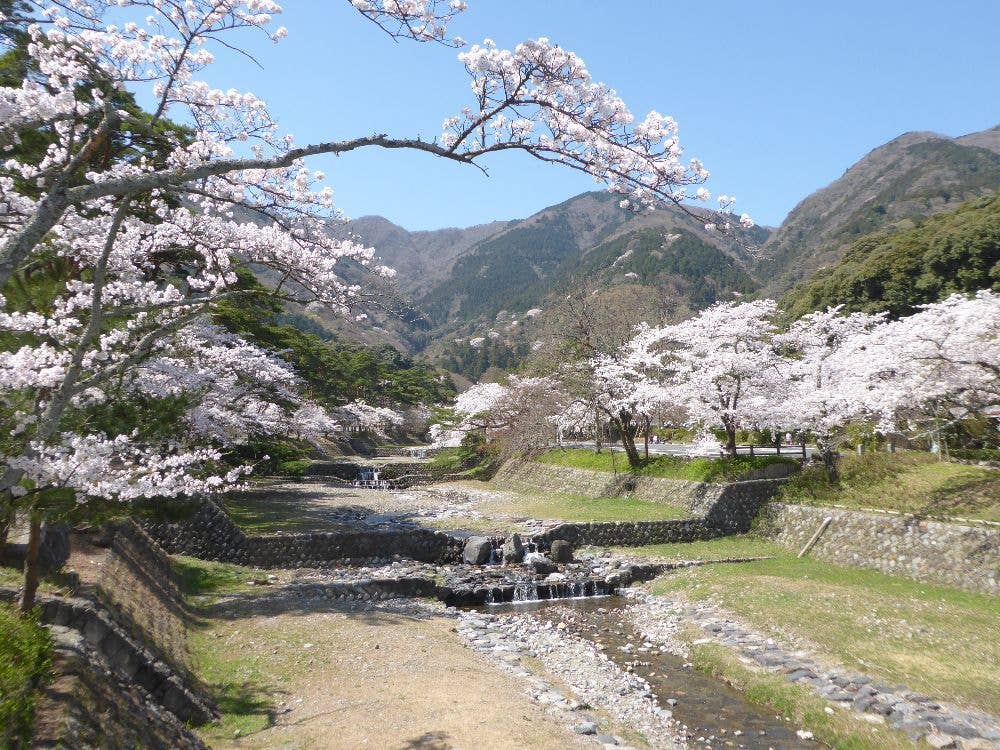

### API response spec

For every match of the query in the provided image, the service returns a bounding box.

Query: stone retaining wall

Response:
[32,626,207,750]
[760,503,1000,595]
[533,518,721,548]
[90,523,192,674]
[145,498,463,567]
[494,460,787,534]
[0,588,215,725]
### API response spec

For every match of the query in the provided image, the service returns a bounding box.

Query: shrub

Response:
[0,604,53,748]
[951,448,1000,463]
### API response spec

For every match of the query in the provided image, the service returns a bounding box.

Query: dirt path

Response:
[199,599,589,750]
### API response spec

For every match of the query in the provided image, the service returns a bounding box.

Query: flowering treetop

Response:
[0,0,754,511]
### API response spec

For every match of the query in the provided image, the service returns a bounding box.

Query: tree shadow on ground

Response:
[210,679,286,737]
[195,593,443,627]
[909,476,1000,522]
[398,730,453,749]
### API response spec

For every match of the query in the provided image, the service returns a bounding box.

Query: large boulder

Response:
[463,536,494,565]
[502,533,524,564]
[549,539,573,563]
[524,551,557,575]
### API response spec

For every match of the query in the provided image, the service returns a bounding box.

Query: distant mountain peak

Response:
[756,124,1000,294]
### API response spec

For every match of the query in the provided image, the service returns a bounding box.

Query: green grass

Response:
[0,564,23,589]
[776,451,1000,522]
[535,448,798,482]
[219,491,347,535]
[610,534,786,561]
[689,638,917,750]
[0,604,53,748]
[429,447,465,471]
[189,626,276,741]
[172,555,269,598]
[0,564,78,596]
[650,552,1000,716]
[494,490,690,523]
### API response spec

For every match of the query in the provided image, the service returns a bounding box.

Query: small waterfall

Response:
[493,578,613,605]
[512,580,539,602]
[352,466,394,490]
[487,542,501,565]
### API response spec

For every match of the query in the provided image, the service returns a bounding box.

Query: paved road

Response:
[559,440,814,458]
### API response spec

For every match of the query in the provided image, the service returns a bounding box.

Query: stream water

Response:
[479,597,821,749]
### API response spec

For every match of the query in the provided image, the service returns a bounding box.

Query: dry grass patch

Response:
[190,601,589,749]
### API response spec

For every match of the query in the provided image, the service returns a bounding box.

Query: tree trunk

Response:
[0,490,12,565]
[617,411,642,468]
[19,511,42,614]
[820,448,840,484]
[593,407,603,454]
[643,415,650,460]
[722,416,738,457]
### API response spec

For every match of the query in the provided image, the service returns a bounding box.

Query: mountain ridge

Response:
[276,122,1000,379]
[756,125,1000,293]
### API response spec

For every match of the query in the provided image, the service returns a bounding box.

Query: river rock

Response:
[926,734,957,749]
[463,537,493,565]
[524,552,557,575]
[550,540,573,563]
[502,533,525,564]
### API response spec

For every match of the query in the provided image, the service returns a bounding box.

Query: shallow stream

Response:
[481,597,821,749]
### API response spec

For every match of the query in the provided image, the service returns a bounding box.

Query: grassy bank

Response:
[535,448,797,482]
[775,451,1000,522]
[492,490,690,523]
[610,534,785,561]
[645,543,1000,716]
[689,638,917,750]
[173,555,271,598]
[0,604,53,748]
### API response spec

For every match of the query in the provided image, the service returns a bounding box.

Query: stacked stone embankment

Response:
[760,503,1000,595]
[90,523,193,674]
[494,460,790,535]
[533,519,720,548]
[144,496,463,567]
[34,626,208,750]
[0,590,216,725]
[2,522,216,746]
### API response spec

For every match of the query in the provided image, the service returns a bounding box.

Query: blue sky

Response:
[194,1,1000,231]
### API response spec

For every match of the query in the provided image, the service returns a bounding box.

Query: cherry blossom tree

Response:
[860,291,1000,451]
[434,376,575,459]
[631,299,787,456]
[773,307,885,481]
[533,283,669,454]
[589,324,675,466]
[0,0,749,610]
[333,401,405,437]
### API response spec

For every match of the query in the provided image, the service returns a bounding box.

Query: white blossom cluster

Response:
[0,0,752,507]
[583,292,1000,459]
[440,37,749,220]
[446,292,1000,463]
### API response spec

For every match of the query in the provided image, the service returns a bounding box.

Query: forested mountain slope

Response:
[780,191,1000,319]
[756,127,1000,294]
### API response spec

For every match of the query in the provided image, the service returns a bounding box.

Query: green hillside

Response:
[781,191,1000,319]
[576,228,757,308]
[759,134,1000,295]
